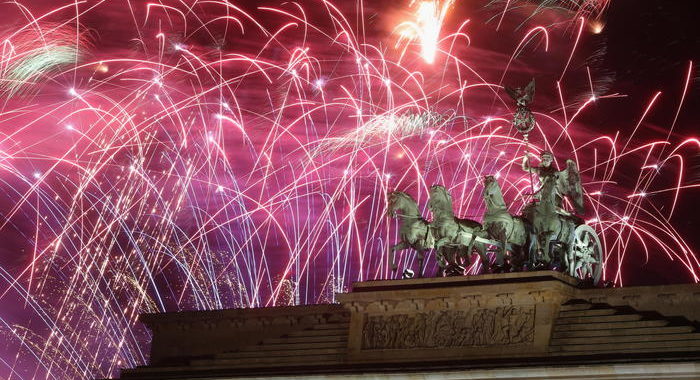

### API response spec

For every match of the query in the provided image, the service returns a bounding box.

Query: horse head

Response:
[387,191,402,218]
[483,175,506,210]
[429,185,454,218]
[482,175,496,195]
[387,191,419,218]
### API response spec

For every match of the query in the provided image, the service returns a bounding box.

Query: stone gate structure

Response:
[109,271,700,379]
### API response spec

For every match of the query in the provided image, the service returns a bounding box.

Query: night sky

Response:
[593,0,700,283]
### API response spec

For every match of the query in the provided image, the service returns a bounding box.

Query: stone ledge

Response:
[351,271,580,292]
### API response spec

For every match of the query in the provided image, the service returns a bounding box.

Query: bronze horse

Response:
[482,176,534,270]
[387,191,434,277]
[429,185,489,274]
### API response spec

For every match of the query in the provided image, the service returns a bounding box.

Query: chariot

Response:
[387,170,603,285]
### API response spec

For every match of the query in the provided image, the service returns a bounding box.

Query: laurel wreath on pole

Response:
[505,79,537,195]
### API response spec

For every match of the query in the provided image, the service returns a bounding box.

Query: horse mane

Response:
[389,191,420,216]
[429,185,455,218]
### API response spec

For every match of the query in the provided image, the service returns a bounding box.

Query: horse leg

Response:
[444,247,455,275]
[442,247,458,277]
[460,246,470,269]
[542,234,552,263]
[534,233,548,267]
[435,246,449,277]
[434,238,449,275]
[417,250,425,278]
[390,242,408,272]
[512,245,525,272]
[478,244,488,274]
[528,232,537,269]
[496,236,507,271]
[474,242,489,274]
[465,233,477,267]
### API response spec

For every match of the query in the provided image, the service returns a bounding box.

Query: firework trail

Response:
[1,22,88,97]
[0,0,696,379]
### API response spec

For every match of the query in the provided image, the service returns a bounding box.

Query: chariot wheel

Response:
[567,225,603,285]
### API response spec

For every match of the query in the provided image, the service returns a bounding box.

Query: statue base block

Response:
[114,271,700,379]
[338,271,575,363]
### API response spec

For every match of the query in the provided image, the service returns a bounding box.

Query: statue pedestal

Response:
[338,271,576,364]
[115,271,700,379]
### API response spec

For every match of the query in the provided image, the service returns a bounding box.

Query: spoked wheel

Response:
[567,225,603,285]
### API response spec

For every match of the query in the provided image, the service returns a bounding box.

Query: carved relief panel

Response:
[361,305,535,350]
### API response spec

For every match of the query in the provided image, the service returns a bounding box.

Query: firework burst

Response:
[1,22,89,97]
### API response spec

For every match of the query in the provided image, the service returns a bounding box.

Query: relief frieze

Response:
[361,306,535,350]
